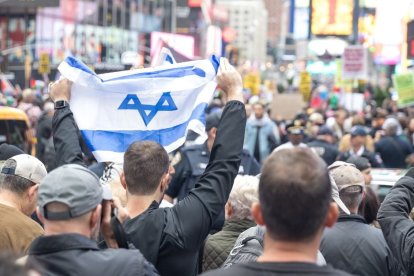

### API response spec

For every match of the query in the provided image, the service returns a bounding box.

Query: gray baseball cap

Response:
[38,164,110,220]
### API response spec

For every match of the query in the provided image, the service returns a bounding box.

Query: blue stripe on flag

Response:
[107,66,207,82]
[81,103,207,153]
[165,55,174,64]
[65,56,97,76]
[209,55,220,73]
[65,56,219,82]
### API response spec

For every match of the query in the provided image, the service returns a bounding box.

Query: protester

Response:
[375,117,414,168]
[0,143,24,167]
[203,148,350,276]
[202,175,258,272]
[26,164,158,275]
[320,161,399,276]
[35,101,56,171]
[17,88,42,133]
[307,125,339,165]
[345,156,380,225]
[378,168,414,275]
[244,101,280,163]
[48,58,247,276]
[0,154,47,254]
[327,109,347,139]
[338,126,383,168]
[338,117,375,153]
[274,120,308,151]
[165,111,260,203]
[164,111,260,232]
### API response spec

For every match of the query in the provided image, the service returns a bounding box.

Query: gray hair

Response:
[228,175,259,220]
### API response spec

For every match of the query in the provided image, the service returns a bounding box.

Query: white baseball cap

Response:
[1,154,47,184]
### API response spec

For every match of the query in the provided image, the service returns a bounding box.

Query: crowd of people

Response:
[1,58,414,276]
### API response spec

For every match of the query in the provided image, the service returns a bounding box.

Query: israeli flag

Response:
[58,56,219,163]
[152,47,177,67]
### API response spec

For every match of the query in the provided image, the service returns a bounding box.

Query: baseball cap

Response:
[329,174,350,215]
[350,126,367,137]
[286,120,304,135]
[317,126,334,136]
[1,154,47,185]
[309,113,324,125]
[329,161,365,193]
[38,164,110,220]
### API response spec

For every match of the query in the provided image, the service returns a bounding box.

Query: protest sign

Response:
[270,93,305,120]
[342,46,368,80]
[393,73,414,108]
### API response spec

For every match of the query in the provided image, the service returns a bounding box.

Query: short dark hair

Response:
[259,148,331,242]
[340,187,364,210]
[123,141,169,195]
[0,159,34,195]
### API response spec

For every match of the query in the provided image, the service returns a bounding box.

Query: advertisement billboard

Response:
[151,32,194,59]
[311,0,353,36]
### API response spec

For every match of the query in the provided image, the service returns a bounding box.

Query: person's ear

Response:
[90,204,102,230]
[36,207,45,224]
[120,172,127,190]
[225,202,233,218]
[251,202,265,226]
[324,202,339,228]
[159,174,169,194]
[27,184,39,200]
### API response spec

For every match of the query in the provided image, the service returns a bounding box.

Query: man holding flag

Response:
[49,58,246,276]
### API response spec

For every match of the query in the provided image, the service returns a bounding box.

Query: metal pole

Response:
[171,0,176,34]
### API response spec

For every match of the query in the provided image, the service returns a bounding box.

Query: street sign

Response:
[299,71,312,102]
[342,46,368,80]
[243,73,260,95]
[393,73,414,108]
[38,53,50,74]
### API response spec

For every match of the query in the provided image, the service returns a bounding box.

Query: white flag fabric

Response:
[151,47,177,67]
[58,56,219,163]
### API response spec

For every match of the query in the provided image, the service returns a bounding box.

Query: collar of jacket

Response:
[222,218,256,233]
[29,233,99,255]
[337,213,367,224]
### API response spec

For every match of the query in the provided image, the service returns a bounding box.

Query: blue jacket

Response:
[244,119,278,163]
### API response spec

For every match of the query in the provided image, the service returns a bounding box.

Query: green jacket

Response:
[202,219,256,272]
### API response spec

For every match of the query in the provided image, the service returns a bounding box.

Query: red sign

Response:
[188,0,202,8]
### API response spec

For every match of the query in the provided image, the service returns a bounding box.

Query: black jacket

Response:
[375,136,413,168]
[27,234,157,276]
[338,149,383,168]
[307,139,339,166]
[320,214,400,276]
[52,101,246,276]
[378,170,414,275]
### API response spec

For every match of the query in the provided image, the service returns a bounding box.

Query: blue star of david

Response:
[118,92,178,126]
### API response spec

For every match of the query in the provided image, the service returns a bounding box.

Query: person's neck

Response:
[126,193,160,218]
[0,191,26,215]
[44,224,91,238]
[352,145,362,153]
[257,233,319,264]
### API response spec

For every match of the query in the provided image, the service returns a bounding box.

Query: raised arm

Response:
[168,59,246,248]
[49,79,85,167]
[377,169,414,275]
